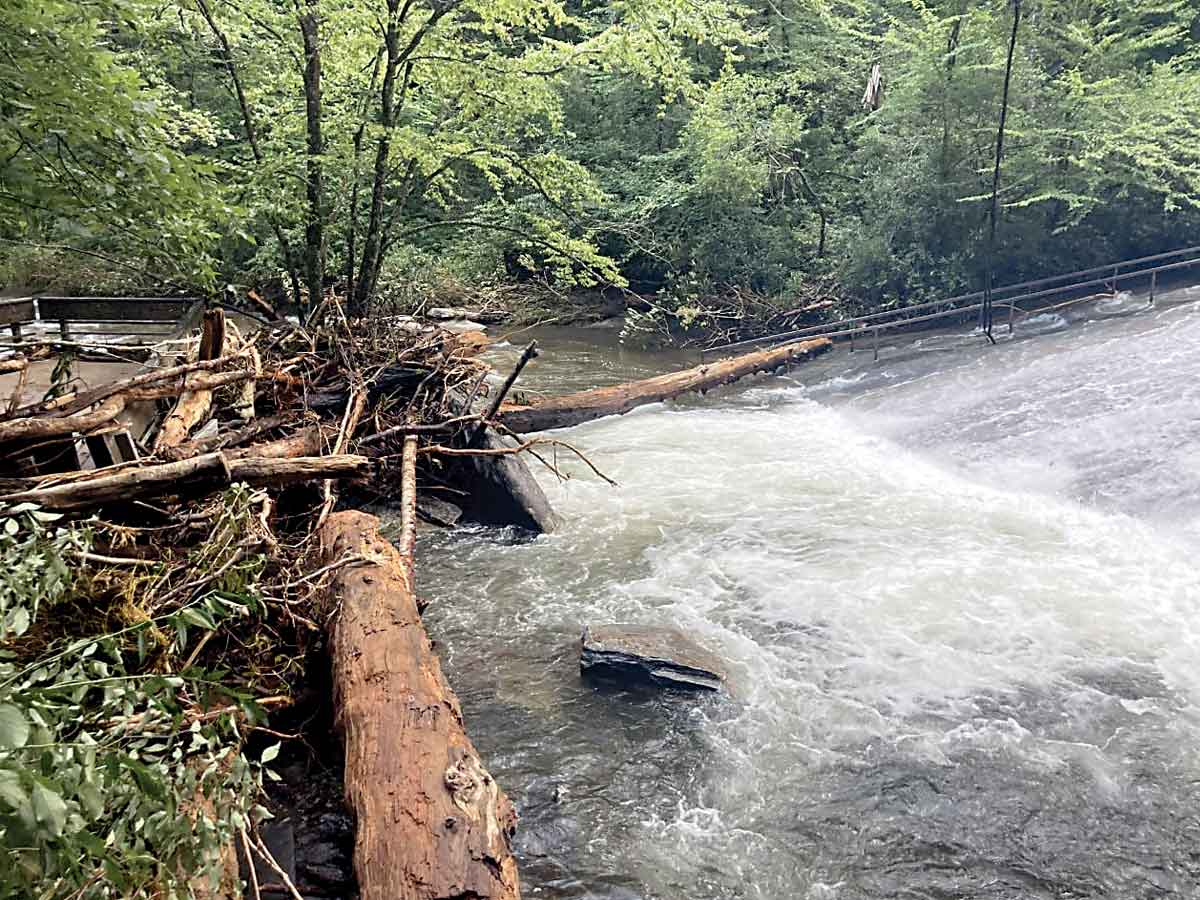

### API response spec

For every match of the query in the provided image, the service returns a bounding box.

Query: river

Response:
[416,287,1200,899]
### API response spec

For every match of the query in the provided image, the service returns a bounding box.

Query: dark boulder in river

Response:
[580,624,726,692]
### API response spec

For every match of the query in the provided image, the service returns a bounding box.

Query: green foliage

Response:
[0,0,233,290]
[0,492,273,900]
[4,0,1200,320]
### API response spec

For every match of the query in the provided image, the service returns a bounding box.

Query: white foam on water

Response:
[420,299,1200,898]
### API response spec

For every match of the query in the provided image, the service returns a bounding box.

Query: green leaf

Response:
[0,769,27,810]
[31,782,68,837]
[179,607,217,631]
[260,742,280,764]
[0,703,30,749]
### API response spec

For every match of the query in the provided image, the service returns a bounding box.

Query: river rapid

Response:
[415,288,1200,899]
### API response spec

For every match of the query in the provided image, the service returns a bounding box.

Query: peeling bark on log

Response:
[223,426,325,461]
[0,453,368,511]
[497,337,833,433]
[320,510,520,900]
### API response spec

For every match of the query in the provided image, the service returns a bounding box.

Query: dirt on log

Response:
[497,337,833,433]
[321,510,521,900]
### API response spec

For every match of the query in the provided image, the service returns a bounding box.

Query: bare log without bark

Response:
[157,309,227,449]
[0,370,256,447]
[321,510,520,900]
[1,453,368,511]
[497,337,833,433]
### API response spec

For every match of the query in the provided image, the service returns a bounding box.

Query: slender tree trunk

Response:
[299,0,325,315]
[353,0,402,315]
[344,52,382,304]
[354,2,457,311]
[940,6,966,180]
[795,169,827,258]
[194,0,304,310]
[981,0,1021,340]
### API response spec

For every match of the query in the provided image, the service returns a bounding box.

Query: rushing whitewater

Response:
[417,288,1200,899]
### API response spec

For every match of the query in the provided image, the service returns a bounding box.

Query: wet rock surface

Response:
[580,624,726,692]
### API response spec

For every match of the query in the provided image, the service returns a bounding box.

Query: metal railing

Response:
[702,244,1200,360]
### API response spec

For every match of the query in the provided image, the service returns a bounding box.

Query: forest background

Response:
[4,0,1200,333]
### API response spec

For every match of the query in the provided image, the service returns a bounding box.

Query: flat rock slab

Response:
[580,624,726,692]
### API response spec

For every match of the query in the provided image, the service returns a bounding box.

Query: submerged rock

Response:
[580,624,726,692]
[416,495,463,527]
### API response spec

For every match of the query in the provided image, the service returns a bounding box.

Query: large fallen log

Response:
[321,509,520,900]
[497,337,833,433]
[0,452,368,511]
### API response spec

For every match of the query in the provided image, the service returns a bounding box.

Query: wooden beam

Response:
[37,297,197,323]
[0,299,35,328]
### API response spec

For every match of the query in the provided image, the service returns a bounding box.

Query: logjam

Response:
[321,510,520,900]
[497,337,833,433]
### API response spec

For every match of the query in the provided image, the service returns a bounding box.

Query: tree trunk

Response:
[353,0,402,314]
[299,0,325,315]
[1,453,368,511]
[497,337,832,433]
[320,509,521,900]
[193,0,303,309]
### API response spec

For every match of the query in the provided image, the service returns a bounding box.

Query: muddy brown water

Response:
[412,291,1200,900]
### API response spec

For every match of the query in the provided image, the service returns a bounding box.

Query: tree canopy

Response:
[3,0,1199,318]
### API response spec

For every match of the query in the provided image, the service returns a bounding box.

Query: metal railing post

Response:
[873,326,880,361]
[1150,270,1157,305]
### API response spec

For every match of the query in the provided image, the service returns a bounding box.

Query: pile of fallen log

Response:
[0,305,832,900]
[0,306,550,900]
[0,307,559,531]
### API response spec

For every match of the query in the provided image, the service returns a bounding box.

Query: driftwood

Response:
[0,452,368,511]
[498,337,833,433]
[157,309,228,449]
[26,350,252,419]
[0,370,256,447]
[426,306,510,324]
[321,510,520,900]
